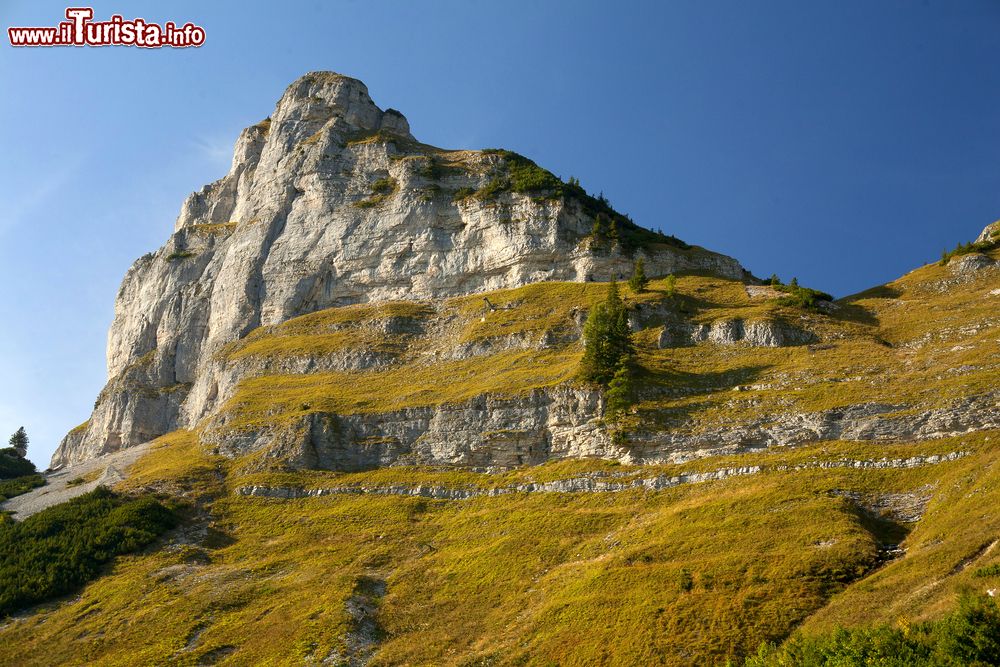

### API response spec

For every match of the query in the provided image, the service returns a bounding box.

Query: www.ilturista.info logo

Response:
[8,7,205,48]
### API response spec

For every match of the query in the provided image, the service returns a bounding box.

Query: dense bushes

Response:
[0,447,35,480]
[0,487,178,616]
[747,593,1000,666]
[773,282,833,310]
[479,149,562,198]
[0,475,45,503]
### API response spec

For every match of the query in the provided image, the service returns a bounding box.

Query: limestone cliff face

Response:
[204,387,614,471]
[52,72,750,468]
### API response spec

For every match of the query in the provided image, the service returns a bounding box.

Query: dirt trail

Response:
[1,442,152,519]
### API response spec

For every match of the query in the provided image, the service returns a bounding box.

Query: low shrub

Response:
[0,448,35,480]
[773,283,833,310]
[940,236,1000,265]
[746,593,1000,666]
[974,562,1000,578]
[0,487,178,616]
[0,474,44,502]
[165,250,195,262]
[354,177,399,209]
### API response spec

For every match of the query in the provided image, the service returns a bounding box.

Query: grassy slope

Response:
[213,247,999,442]
[0,251,998,664]
[3,430,993,666]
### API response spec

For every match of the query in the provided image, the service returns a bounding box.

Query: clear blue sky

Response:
[2,1,999,466]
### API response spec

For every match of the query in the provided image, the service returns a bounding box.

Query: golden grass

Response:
[5,249,997,663]
[799,431,1000,633]
[68,420,89,436]
[449,281,606,343]
[188,222,238,235]
[216,347,581,431]
[5,427,986,666]
[220,301,432,362]
[203,257,999,446]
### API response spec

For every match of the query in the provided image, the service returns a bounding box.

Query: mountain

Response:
[52,71,748,468]
[2,74,999,666]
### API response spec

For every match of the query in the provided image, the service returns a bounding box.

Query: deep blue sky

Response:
[2,1,999,466]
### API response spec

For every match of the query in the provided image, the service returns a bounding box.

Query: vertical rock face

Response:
[656,318,816,348]
[52,71,750,468]
[203,388,615,471]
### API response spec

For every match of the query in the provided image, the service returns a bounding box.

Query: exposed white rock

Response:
[658,317,816,348]
[233,452,965,501]
[53,72,751,467]
[976,220,1000,244]
[949,252,996,275]
[626,392,999,463]
[203,386,615,470]
[193,380,997,471]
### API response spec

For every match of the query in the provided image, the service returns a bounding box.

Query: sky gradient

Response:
[2,0,999,466]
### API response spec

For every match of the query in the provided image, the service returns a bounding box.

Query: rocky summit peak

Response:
[52,72,748,468]
[273,70,412,140]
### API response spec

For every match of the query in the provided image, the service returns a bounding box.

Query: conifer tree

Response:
[605,363,634,417]
[579,281,634,386]
[628,258,649,292]
[664,274,677,297]
[8,427,28,457]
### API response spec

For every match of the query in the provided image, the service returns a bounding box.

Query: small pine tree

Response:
[579,281,634,386]
[628,259,649,292]
[664,274,677,297]
[605,361,634,417]
[608,220,619,242]
[789,277,799,288]
[769,273,781,286]
[8,427,28,457]
[580,302,612,383]
[592,213,607,238]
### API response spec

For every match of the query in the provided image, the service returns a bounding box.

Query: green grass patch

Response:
[354,177,399,209]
